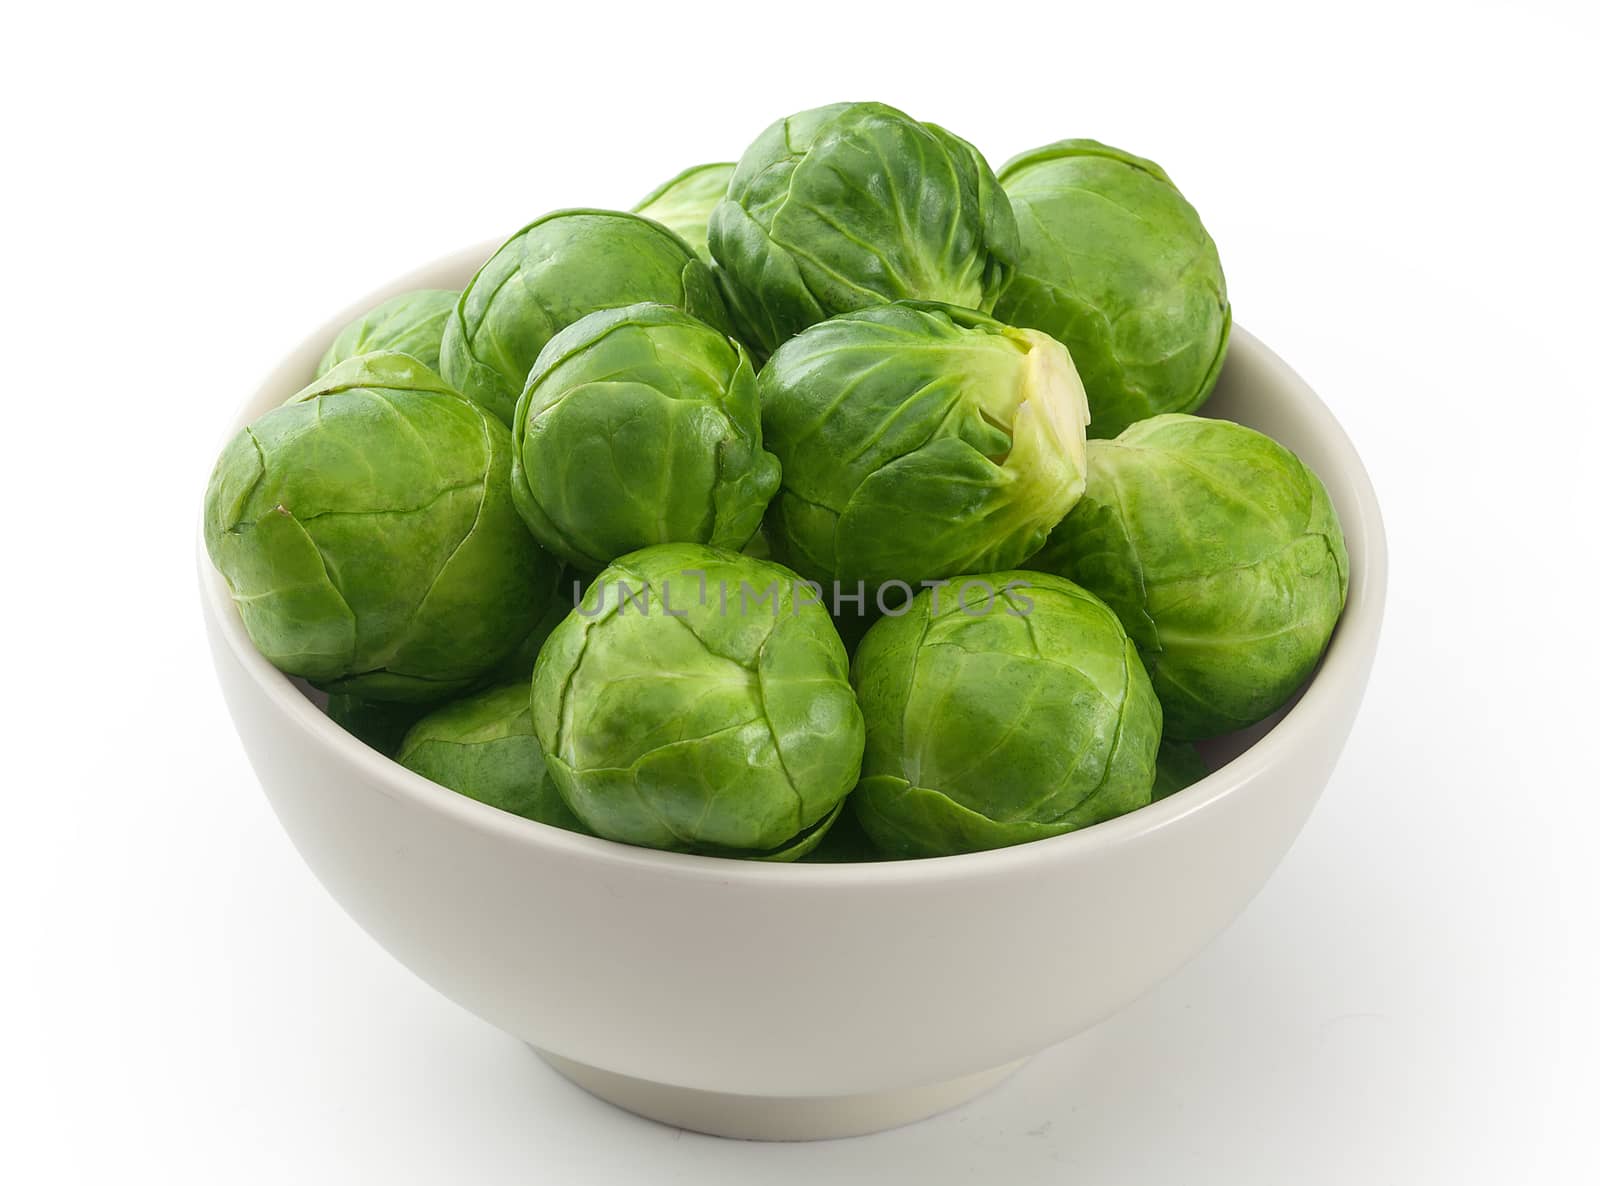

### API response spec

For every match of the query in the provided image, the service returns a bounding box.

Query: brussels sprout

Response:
[328,567,566,751]
[634,162,735,263]
[509,304,779,571]
[204,352,558,701]
[1152,741,1210,802]
[709,102,1019,355]
[439,210,732,425]
[851,572,1162,858]
[759,302,1090,588]
[397,683,591,833]
[994,140,1230,438]
[325,695,430,758]
[327,566,571,749]
[531,544,864,858]
[481,565,577,684]
[1031,414,1348,740]
[315,289,457,377]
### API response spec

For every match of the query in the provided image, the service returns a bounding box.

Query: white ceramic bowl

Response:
[200,242,1386,1141]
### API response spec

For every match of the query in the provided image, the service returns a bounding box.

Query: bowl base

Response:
[533,1049,1028,1140]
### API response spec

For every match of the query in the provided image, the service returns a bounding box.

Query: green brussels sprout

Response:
[532,544,864,858]
[440,209,732,425]
[759,302,1090,589]
[1031,414,1348,740]
[509,304,779,571]
[851,572,1162,858]
[204,352,558,702]
[482,565,577,684]
[709,102,1019,355]
[328,566,568,752]
[325,695,429,758]
[397,683,591,833]
[634,162,735,263]
[1152,741,1210,802]
[315,289,457,377]
[994,139,1230,439]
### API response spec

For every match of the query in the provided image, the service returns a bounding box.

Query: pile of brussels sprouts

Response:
[206,101,1348,861]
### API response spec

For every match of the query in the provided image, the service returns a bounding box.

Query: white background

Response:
[4,2,1596,1182]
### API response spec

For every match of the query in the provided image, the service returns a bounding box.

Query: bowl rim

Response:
[199,240,1388,888]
